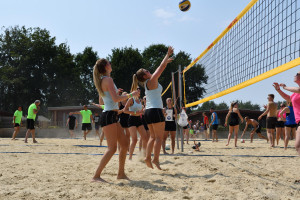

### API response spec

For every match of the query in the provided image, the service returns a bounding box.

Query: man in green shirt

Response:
[25,100,40,143]
[11,106,23,140]
[71,105,94,140]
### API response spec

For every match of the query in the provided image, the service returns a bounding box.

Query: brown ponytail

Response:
[93,59,108,97]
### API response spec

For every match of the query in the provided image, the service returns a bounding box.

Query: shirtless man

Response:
[258,94,277,147]
[241,116,268,143]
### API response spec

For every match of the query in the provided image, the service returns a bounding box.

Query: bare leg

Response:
[12,127,20,140]
[267,129,275,147]
[250,132,255,143]
[128,126,138,160]
[92,123,119,182]
[226,126,233,146]
[295,128,300,155]
[162,131,169,154]
[145,127,155,169]
[116,123,129,179]
[234,125,239,147]
[150,122,165,170]
[284,127,291,150]
[170,131,176,154]
[24,129,31,143]
[257,133,268,140]
[31,130,37,143]
[100,130,105,146]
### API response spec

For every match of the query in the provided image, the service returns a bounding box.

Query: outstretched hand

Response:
[167,46,174,56]
[272,82,280,90]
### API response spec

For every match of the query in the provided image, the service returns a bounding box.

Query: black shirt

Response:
[94,116,101,125]
[68,115,76,126]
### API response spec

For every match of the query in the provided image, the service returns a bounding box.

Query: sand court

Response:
[1,138,300,199]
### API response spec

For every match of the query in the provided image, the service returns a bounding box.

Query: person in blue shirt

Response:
[209,108,219,142]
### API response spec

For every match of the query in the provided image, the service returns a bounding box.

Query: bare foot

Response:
[163,151,169,155]
[152,160,162,170]
[226,144,229,146]
[91,177,107,183]
[83,134,86,140]
[171,151,174,154]
[24,140,28,143]
[33,140,38,143]
[144,158,153,169]
[117,174,130,180]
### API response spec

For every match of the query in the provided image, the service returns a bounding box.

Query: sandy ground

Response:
[1,135,300,200]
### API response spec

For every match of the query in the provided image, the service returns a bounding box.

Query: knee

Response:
[131,138,138,144]
[107,145,117,154]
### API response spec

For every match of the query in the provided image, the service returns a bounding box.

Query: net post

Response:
[172,72,179,150]
[178,65,184,152]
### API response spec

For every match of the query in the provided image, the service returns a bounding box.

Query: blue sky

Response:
[1,0,299,108]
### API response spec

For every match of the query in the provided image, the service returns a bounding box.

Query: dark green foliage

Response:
[0,27,207,116]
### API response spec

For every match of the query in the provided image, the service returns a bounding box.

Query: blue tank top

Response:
[144,80,163,109]
[211,112,219,125]
[129,98,142,112]
[285,106,296,125]
[102,76,119,111]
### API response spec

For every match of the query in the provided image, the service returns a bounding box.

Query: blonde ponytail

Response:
[93,59,108,97]
[131,74,139,92]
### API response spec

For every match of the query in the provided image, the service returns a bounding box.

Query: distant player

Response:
[258,94,277,147]
[11,106,23,140]
[71,105,94,140]
[66,113,77,138]
[24,100,40,143]
[241,116,268,143]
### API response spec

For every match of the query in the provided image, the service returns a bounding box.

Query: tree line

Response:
[0,26,208,116]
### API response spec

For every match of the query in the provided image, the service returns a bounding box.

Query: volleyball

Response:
[241,139,245,143]
[165,144,170,150]
[179,0,191,12]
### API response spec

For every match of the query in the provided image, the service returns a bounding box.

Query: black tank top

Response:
[229,112,239,125]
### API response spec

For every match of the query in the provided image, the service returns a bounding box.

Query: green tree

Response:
[109,46,143,93]
[74,47,99,103]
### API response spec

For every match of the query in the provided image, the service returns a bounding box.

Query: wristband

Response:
[127,94,130,99]
[130,93,133,98]
[100,105,105,109]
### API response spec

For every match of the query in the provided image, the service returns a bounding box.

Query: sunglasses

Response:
[296,73,300,76]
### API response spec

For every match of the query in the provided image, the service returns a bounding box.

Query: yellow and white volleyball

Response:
[179,0,191,12]
[241,139,245,143]
[165,144,170,150]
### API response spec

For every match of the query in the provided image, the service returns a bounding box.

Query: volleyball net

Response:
[163,0,300,108]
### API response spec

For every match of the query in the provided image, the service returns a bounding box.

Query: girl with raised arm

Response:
[132,46,174,170]
[92,59,139,182]
[273,71,300,155]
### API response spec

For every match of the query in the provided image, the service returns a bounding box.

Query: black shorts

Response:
[69,124,75,130]
[285,124,297,128]
[119,113,130,128]
[142,115,149,131]
[253,125,261,133]
[95,124,100,130]
[165,121,176,131]
[276,120,285,128]
[26,119,35,130]
[229,120,239,126]
[266,117,277,129]
[100,111,119,127]
[144,108,165,124]
[14,123,20,127]
[211,124,218,130]
[183,126,188,129]
[82,123,92,131]
[128,116,143,127]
